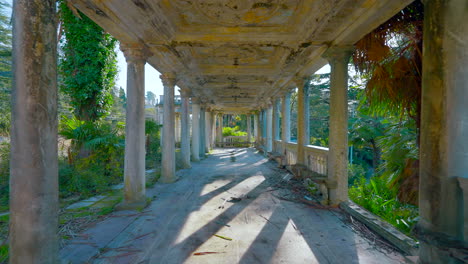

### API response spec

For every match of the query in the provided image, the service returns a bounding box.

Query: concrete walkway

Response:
[60,148,406,264]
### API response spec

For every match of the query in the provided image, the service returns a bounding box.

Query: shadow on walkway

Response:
[60,148,405,264]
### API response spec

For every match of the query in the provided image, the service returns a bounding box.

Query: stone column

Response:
[205,109,211,152]
[417,1,467,263]
[10,1,58,262]
[273,99,280,141]
[254,113,259,144]
[121,44,148,207]
[323,46,353,205]
[295,77,308,165]
[281,92,291,146]
[175,113,181,143]
[247,115,252,144]
[266,103,273,152]
[180,88,191,168]
[216,113,223,146]
[211,112,216,148]
[191,99,200,161]
[199,107,206,156]
[160,73,177,183]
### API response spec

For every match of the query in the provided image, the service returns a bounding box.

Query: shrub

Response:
[222,126,247,137]
[349,175,419,235]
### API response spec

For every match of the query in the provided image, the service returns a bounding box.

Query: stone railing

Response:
[284,142,298,165]
[268,140,328,177]
[304,145,328,176]
[217,136,250,147]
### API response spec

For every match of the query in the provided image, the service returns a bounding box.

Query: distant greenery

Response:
[145,119,161,169]
[223,126,247,137]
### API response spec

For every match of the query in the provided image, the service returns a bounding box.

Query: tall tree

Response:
[59,1,117,121]
[0,0,11,135]
[146,91,156,106]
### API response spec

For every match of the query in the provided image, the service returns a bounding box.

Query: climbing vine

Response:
[59,1,118,121]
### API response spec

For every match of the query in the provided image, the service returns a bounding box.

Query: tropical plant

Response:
[58,116,125,197]
[352,0,423,202]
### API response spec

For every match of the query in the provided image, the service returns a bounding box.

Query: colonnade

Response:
[10,0,467,262]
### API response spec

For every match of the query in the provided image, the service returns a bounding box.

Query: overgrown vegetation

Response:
[349,176,419,235]
[222,126,247,137]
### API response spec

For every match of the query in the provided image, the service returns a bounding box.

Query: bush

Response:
[349,176,419,235]
[348,163,366,186]
[59,116,125,198]
[222,126,247,137]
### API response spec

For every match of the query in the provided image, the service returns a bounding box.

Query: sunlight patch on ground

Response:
[270,218,320,263]
[173,174,266,245]
[200,179,233,196]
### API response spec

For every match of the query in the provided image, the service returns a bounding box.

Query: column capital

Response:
[179,88,191,98]
[293,76,310,89]
[322,45,354,64]
[191,97,201,104]
[120,43,149,63]
[160,73,177,88]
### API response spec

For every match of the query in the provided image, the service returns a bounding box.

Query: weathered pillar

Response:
[295,77,308,164]
[281,92,291,146]
[266,103,273,152]
[323,46,353,205]
[175,113,181,143]
[11,1,58,262]
[216,113,223,146]
[417,1,467,263]
[254,113,259,144]
[160,73,177,183]
[273,99,280,141]
[247,115,252,144]
[211,112,216,148]
[199,107,206,156]
[191,99,200,161]
[121,44,148,207]
[180,88,191,168]
[205,109,211,152]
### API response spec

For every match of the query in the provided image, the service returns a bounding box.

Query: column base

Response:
[115,198,149,211]
[160,175,180,184]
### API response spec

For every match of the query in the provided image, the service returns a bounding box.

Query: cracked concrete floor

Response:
[60,148,407,264]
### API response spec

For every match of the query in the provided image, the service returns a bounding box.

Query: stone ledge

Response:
[340,200,419,256]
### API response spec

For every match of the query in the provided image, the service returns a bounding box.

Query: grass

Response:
[349,176,419,235]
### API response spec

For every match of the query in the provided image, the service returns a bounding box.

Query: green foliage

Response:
[222,126,247,137]
[376,117,418,188]
[59,116,124,198]
[0,0,11,136]
[0,142,9,211]
[349,176,419,234]
[59,1,117,121]
[145,119,161,169]
[146,91,156,106]
[348,163,366,186]
[308,74,330,146]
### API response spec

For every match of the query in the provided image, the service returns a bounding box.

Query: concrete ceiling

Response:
[70,0,412,113]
